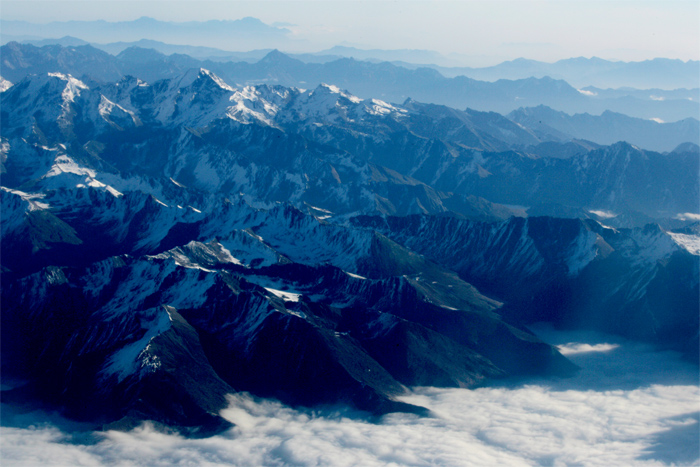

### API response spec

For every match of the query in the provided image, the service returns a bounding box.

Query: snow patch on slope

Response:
[264,287,301,302]
[215,230,284,268]
[201,68,235,92]
[100,307,173,382]
[48,72,88,104]
[1,187,50,211]
[227,86,284,126]
[365,98,405,117]
[45,154,96,178]
[0,76,12,92]
[621,226,679,265]
[668,232,700,255]
[40,154,123,197]
[98,95,140,128]
[565,230,599,276]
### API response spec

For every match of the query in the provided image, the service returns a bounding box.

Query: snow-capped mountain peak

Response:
[226,85,289,126]
[47,72,89,103]
[311,83,361,102]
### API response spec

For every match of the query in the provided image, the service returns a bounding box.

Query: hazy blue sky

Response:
[2,0,698,64]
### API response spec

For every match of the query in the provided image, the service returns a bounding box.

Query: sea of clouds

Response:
[2,324,698,466]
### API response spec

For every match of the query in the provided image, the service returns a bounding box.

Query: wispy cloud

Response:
[557,342,620,355]
[577,88,597,97]
[675,213,700,221]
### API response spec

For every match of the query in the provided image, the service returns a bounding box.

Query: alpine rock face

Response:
[1,68,698,435]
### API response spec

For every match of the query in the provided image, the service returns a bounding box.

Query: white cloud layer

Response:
[2,326,698,467]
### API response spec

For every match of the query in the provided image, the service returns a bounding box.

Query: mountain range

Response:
[2,18,698,90]
[509,105,699,152]
[0,17,291,51]
[427,56,700,90]
[2,42,698,123]
[1,65,698,435]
